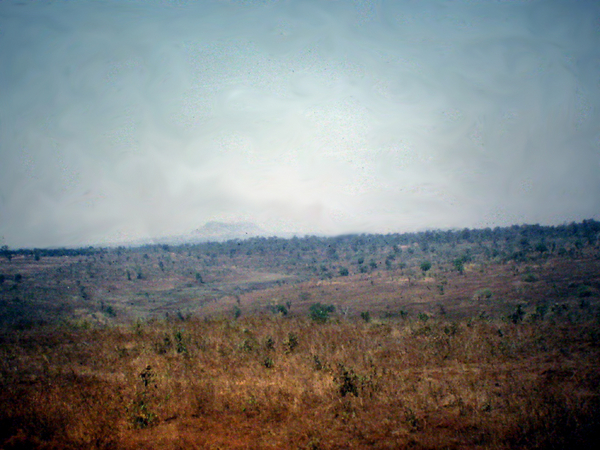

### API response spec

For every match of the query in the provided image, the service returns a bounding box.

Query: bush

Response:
[269,304,288,316]
[577,285,592,298]
[336,364,360,397]
[473,288,493,301]
[453,258,464,274]
[535,303,549,318]
[174,330,187,354]
[130,397,157,429]
[264,336,275,351]
[309,303,335,323]
[283,332,299,353]
[262,356,274,369]
[522,273,537,283]
[509,305,525,324]
[420,261,432,273]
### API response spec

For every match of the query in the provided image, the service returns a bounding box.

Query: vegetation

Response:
[309,302,335,323]
[1,315,599,449]
[1,219,598,327]
[0,219,599,448]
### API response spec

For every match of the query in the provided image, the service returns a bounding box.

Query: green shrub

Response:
[130,397,157,429]
[453,258,464,274]
[105,305,117,317]
[522,273,537,283]
[264,336,275,351]
[334,364,374,398]
[309,303,335,323]
[577,285,592,298]
[299,292,311,301]
[233,305,242,320]
[335,364,359,397]
[262,356,274,369]
[312,354,325,371]
[283,332,299,354]
[535,303,549,318]
[443,322,459,336]
[131,365,158,429]
[269,304,288,316]
[239,338,255,353]
[174,330,187,354]
[509,305,525,324]
[472,288,493,301]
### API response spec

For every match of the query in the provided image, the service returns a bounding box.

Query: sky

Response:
[1,0,599,248]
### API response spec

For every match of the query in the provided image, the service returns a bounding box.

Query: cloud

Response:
[1,0,599,247]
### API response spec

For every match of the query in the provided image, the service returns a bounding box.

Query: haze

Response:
[1,0,599,248]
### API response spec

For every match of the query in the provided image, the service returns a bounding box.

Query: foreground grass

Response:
[1,315,599,449]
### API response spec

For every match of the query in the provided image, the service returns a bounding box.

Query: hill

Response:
[190,221,269,242]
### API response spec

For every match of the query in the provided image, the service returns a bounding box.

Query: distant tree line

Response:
[2,219,598,269]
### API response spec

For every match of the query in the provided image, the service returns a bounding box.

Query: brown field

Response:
[1,226,600,448]
[1,315,599,449]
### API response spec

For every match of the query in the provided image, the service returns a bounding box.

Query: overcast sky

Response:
[1,0,599,248]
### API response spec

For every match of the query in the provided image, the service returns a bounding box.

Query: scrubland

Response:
[1,314,599,449]
[1,221,600,448]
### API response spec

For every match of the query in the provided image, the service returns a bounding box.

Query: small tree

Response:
[270,304,288,316]
[472,288,493,301]
[510,305,525,324]
[1,245,11,262]
[233,305,242,320]
[309,303,335,323]
[420,260,432,274]
[453,258,464,274]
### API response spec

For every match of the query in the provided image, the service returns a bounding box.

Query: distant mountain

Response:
[189,221,269,242]
[112,221,294,247]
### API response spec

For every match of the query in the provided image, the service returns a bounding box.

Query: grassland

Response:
[0,222,599,448]
[2,314,599,449]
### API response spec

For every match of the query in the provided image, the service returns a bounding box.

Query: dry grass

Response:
[1,314,599,449]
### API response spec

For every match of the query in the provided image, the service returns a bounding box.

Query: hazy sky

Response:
[1,0,599,248]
